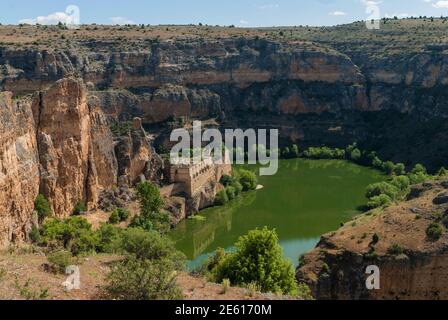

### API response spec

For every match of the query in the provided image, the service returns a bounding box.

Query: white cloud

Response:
[329,11,347,16]
[257,4,279,10]
[239,19,249,25]
[433,1,448,8]
[19,12,73,25]
[110,17,135,25]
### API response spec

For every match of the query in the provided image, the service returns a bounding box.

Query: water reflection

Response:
[170,192,257,259]
[169,159,384,270]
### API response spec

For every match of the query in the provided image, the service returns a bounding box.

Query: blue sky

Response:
[1,0,448,27]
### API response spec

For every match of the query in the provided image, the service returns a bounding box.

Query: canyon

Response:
[1,21,448,299]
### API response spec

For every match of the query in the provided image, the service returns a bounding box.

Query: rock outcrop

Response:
[297,180,448,300]
[0,78,162,246]
[0,93,40,246]
[1,35,446,169]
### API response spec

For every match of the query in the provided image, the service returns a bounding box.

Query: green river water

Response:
[169,159,384,270]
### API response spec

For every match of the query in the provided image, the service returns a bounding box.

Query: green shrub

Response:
[73,202,87,215]
[393,163,406,176]
[220,175,234,187]
[225,186,236,200]
[371,156,383,169]
[215,190,229,206]
[104,256,183,300]
[232,181,243,195]
[390,175,411,192]
[297,283,313,300]
[210,227,298,295]
[34,194,52,222]
[382,161,396,175]
[349,148,362,162]
[412,164,427,175]
[117,208,129,221]
[426,222,443,241]
[438,167,448,177]
[40,217,98,255]
[109,210,120,224]
[47,250,73,273]
[366,194,392,209]
[96,224,124,253]
[134,182,168,233]
[137,182,164,214]
[408,172,429,184]
[121,228,185,268]
[365,182,399,200]
[69,230,99,256]
[387,244,404,255]
[238,169,258,191]
[103,228,185,300]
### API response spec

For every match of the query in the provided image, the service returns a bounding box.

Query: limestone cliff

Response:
[296,180,448,300]
[0,93,40,246]
[1,34,446,169]
[0,78,161,246]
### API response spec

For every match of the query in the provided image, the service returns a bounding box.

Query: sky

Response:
[1,0,448,27]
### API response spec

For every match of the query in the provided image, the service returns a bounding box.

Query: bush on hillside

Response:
[366,194,392,209]
[208,227,298,295]
[132,182,169,233]
[426,222,443,241]
[365,182,400,200]
[47,250,73,274]
[34,194,52,222]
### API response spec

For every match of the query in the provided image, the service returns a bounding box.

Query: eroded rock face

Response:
[34,78,93,217]
[297,181,448,300]
[0,93,40,246]
[0,78,163,246]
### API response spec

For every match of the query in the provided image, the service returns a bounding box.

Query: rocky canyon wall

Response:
[0,78,160,247]
[1,38,446,169]
[0,93,40,247]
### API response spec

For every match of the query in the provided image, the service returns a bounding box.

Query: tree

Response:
[366,194,392,209]
[136,182,164,214]
[103,228,185,300]
[104,257,183,300]
[365,182,399,200]
[382,161,396,175]
[426,223,443,241]
[132,182,168,233]
[412,163,427,175]
[34,194,52,223]
[393,163,406,176]
[220,175,234,187]
[215,190,229,206]
[238,169,258,191]
[438,167,448,177]
[211,227,298,295]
